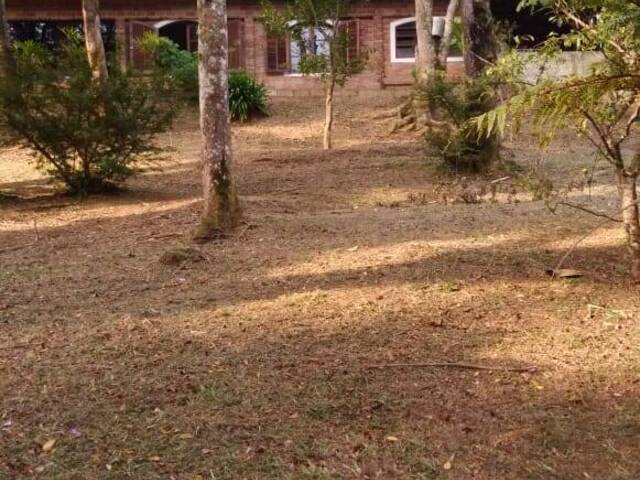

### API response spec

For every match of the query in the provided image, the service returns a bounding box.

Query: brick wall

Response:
[6,0,463,96]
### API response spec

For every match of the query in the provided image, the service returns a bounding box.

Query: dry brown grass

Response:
[1,96,639,480]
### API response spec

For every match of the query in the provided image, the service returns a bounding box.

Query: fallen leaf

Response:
[443,453,455,470]
[42,439,56,452]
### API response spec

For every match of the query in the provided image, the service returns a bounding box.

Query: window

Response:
[154,19,244,68]
[289,25,331,73]
[9,20,117,52]
[267,20,359,75]
[390,17,463,64]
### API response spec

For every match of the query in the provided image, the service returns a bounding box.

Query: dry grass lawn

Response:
[1,96,639,480]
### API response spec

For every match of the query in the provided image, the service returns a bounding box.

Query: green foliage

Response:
[141,33,199,102]
[0,33,177,195]
[142,34,269,121]
[476,0,640,174]
[261,0,368,86]
[228,70,270,122]
[420,71,504,173]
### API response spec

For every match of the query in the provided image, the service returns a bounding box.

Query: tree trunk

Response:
[0,0,15,79]
[82,0,109,83]
[460,0,500,169]
[414,0,437,84]
[194,0,240,241]
[461,0,498,77]
[323,76,335,150]
[618,172,640,282]
[437,0,460,69]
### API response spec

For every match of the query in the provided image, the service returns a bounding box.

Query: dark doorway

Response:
[158,21,198,52]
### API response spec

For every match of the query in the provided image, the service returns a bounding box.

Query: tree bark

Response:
[460,0,500,169]
[0,0,15,79]
[437,0,460,69]
[323,76,335,150]
[82,0,109,83]
[414,0,437,84]
[461,0,498,77]
[618,172,640,282]
[195,0,240,241]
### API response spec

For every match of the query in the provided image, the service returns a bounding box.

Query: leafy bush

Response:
[0,34,177,195]
[419,71,503,173]
[228,70,269,122]
[142,34,269,121]
[141,33,199,102]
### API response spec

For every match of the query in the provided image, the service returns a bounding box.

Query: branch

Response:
[618,100,640,146]
[365,362,538,373]
[580,109,621,166]
[558,4,625,54]
[551,197,640,277]
[557,201,622,223]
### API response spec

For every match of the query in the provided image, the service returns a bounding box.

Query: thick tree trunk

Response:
[461,0,498,77]
[323,77,335,150]
[618,172,640,282]
[0,0,14,79]
[437,0,460,68]
[195,0,240,241]
[414,0,437,84]
[82,0,109,83]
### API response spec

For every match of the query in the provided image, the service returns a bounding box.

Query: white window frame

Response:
[284,20,333,76]
[389,16,463,64]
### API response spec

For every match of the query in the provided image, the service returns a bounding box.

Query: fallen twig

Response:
[550,198,640,279]
[0,243,36,255]
[145,232,183,241]
[365,362,538,373]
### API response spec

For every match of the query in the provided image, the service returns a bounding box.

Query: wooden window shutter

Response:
[266,34,288,74]
[129,21,155,70]
[344,19,359,62]
[228,19,244,69]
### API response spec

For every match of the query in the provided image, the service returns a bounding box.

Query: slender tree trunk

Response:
[461,0,498,77]
[0,0,15,79]
[618,172,640,282]
[437,0,460,68]
[460,0,500,169]
[82,0,109,83]
[414,0,437,84]
[194,0,240,241]
[323,76,335,150]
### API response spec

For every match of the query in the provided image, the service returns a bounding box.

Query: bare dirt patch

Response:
[1,96,639,480]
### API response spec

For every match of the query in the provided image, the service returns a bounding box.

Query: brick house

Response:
[6,0,466,97]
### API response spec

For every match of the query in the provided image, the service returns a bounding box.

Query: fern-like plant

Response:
[476,0,640,281]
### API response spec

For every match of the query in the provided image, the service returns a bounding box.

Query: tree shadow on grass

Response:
[2,299,639,479]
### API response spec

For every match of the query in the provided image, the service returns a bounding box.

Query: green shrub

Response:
[228,70,269,122]
[0,34,177,195]
[142,34,269,121]
[419,71,501,173]
[141,33,199,102]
